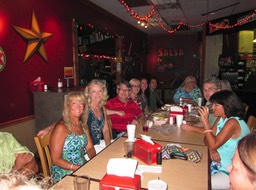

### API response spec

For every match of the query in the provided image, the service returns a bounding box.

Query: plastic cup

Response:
[73,175,90,190]
[127,124,136,141]
[198,97,203,106]
[187,104,192,112]
[176,115,184,127]
[124,141,134,158]
[148,179,167,190]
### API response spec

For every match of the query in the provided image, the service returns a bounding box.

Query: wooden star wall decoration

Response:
[13,11,53,63]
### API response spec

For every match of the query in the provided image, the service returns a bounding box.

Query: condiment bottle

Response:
[179,97,183,106]
[183,104,188,118]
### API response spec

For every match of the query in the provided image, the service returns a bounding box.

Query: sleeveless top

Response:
[216,117,250,174]
[51,125,88,183]
[88,107,105,145]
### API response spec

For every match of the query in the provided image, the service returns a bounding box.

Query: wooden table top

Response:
[53,136,209,190]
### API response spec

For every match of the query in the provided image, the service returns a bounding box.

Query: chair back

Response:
[247,115,256,132]
[106,115,113,140]
[34,129,52,177]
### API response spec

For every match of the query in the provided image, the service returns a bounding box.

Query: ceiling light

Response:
[253,39,256,43]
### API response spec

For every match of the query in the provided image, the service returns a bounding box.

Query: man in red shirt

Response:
[105,81,144,132]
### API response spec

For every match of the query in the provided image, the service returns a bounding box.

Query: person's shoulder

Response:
[53,121,68,132]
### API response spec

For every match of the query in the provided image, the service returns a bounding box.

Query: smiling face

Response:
[130,81,140,95]
[89,83,103,105]
[228,150,255,190]
[149,79,157,90]
[140,79,148,91]
[203,83,219,101]
[68,97,84,118]
[117,83,130,102]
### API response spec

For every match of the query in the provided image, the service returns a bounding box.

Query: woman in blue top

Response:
[173,76,202,105]
[83,79,111,146]
[50,91,96,183]
[199,90,250,190]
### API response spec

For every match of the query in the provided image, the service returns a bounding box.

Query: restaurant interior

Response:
[0,0,256,189]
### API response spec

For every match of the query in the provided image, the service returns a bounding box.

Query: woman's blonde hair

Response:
[180,76,197,88]
[0,172,48,190]
[82,80,108,124]
[62,91,86,128]
[129,78,141,86]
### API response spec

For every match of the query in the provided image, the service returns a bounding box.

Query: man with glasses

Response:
[105,81,144,133]
[181,76,222,133]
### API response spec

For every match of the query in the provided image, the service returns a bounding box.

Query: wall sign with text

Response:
[157,47,184,73]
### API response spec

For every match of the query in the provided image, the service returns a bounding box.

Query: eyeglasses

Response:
[118,88,130,92]
[203,88,217,93]
[132,85,140,88]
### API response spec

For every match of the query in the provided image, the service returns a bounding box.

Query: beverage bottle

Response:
[183,104,188,118]
[179,97,183,106]
[58,78,63,88]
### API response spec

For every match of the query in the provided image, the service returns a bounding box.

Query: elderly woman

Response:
[173,76,202,105]
[50,91,95,183]
[228,132,256,190]
[199,90,250,189]
[83,79,111,146]
[129,78,142,108]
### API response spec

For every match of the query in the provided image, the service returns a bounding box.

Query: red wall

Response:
[146,34,200,85]
[0,0,146,123]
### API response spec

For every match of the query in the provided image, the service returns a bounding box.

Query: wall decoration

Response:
[0,47,6,72]
[13,11,53,63]
[157,47,184,73]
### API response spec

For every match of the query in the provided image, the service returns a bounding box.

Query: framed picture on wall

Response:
[64,67,74,79]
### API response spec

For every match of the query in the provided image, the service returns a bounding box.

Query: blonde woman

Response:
[50,91,95,183]
[129,78,141,108]
[228,132,256,189]
[83,79,111,146]
[173,76,202,105]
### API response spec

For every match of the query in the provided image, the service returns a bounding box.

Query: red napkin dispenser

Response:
[29,81,44,92]
[100,174,141,190]
[134,140,162,165]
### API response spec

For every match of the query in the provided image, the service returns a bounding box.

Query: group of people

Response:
[1,75,255,190]
[178,76,252,189]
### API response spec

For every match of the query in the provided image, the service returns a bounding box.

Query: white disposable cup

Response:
[197,97,203,107]
[127,124,136,141]
[148,179,167,190]
[44,85,48,91]
[176,115,184,127]
[187,104,192,112]
[73,175,90,190]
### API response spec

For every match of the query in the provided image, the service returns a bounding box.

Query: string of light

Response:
[119,0,256,34]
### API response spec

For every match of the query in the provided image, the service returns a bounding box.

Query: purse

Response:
[162,145,203,163]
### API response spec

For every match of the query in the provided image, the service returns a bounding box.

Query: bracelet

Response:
[70,163,74,171]
[204,129,213,133]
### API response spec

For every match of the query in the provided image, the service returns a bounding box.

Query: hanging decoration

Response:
[13,11,53,63]
[119,0,256,35]
[0,47,6,72]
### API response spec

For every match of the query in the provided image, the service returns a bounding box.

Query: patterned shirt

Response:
[105,96,142,132]
[51,127,88,183]
[173,87,202,105]
[0,132,33,173]
[88,107,105,145]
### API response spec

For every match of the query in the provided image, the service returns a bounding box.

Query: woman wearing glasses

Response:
[173,76,202,105]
